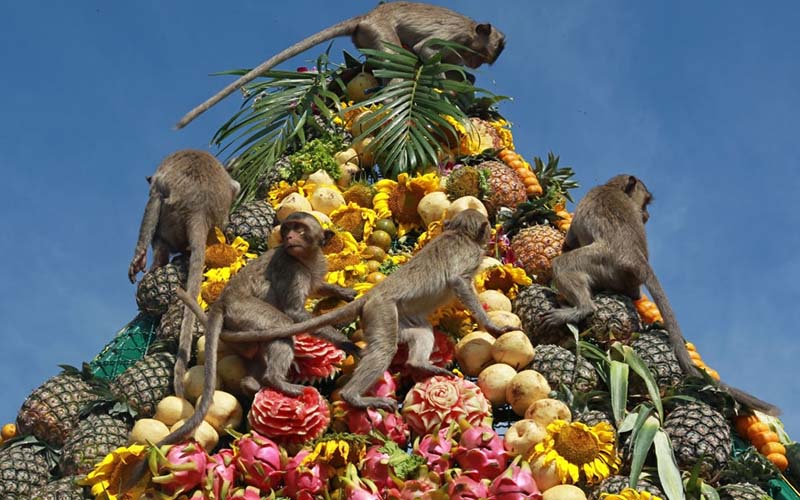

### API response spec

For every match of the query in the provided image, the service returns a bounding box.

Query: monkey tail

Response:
[645,272,781,416]
[175,17,362,129]
[222,296,366,343]
[176,287,209,328]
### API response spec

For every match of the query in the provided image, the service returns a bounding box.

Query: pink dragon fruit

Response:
[332,401,410,447]
[360,445,393,491]
[233,432,285,492]
[447,474,491,500]
[413,425,456,475]
[151,441,209,496]
[340,463,382,500]
[365,370,399,400]
[284,449,333,500]
[227,485,265,500]
[489,459,542,500]
[205,448,237,500]
[454,425,509,481]
[385,470,442,500]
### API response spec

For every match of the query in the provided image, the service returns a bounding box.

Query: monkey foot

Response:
[345,395,397,412]
[540,308,585,332]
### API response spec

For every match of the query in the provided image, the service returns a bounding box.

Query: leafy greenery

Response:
[282,136,345,183]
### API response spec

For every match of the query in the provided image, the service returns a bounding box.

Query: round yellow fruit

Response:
[491,330,534,369]
[346,72,379,102]
[1,423,17,440]
[479,290,512,312]
[524,398,572,427]
[367,230,393,251]
[129,418,170,445]
[542,484,587,500]
[154,396,194,427]
[455,331,496,377]
[477,363,517,406]
[506,370,552,416]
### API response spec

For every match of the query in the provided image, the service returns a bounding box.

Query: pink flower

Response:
[401,376,492,437]
[248,386,331,445]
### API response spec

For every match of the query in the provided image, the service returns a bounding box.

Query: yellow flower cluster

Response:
[79,444,149,500]
[601,488,664,500]
[198,228,257,309]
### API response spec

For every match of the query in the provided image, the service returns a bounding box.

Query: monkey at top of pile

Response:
[222,208,517,411]
[175,1,506,129]
[127,149,240,401]
[542,174,780,416]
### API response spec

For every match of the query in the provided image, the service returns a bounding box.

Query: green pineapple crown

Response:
[532,152,578,205]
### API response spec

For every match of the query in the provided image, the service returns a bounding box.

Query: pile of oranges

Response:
[735,414,789,471]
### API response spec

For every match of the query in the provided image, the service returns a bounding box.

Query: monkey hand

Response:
[485,323,518,336]
[128,252,147,283]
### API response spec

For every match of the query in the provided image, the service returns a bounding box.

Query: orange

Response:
[363,246,387,262]
[767,452,789,471]
[704,368,720,381]
[746,422,771,441]
[0,423,16,440]
[735,415,760,436]
[759,441,786,456]
[685,342,696,351]
[751,430,779,450]
[374,219,397,238]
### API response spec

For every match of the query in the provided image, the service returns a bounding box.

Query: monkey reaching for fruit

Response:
[224,209,516,411]
[541,174,780,416]
[176,1,505,129]
[128,149,240,400]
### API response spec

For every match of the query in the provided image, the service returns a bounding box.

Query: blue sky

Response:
[1,1,799,439]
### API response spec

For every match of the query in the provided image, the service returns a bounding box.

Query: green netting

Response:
[732,436,800,499]
[89,313,158,379]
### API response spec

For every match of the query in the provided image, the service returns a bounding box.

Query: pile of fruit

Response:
[3,44,800,500]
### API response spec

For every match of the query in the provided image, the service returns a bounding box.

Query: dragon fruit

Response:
[151,441,209,496]
[339,463,382,500]
[228,485,265,500]
[205,448,237,500]
[402,376,492,437]
[332,400,410,447]
[447,474,491,500]
[284,449,333,500]
[385,469,442,500]
[489,458,542,500]
[454,425,509,481]
[360,445,393,491]
[290,333,345,383]
[413,425,456,475]
[233,432,284,492]
[248,386,330,445]
[365,370,399,400]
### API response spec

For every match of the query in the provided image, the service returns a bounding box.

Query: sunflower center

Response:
[387,184,423,224]
[205,243,239,268]
[201,281,227,304]
[484,268,513,292]
[327,252,362,271]
[552,424,601,465]
[332,210,365,241]
[323,234,346,255]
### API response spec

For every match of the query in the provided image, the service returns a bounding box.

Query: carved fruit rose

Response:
[401,375,492,436]
[248,387,330,445]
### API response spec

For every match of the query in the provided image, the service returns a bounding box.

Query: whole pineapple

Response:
[480,160,527,216]
[510,224,565,284]
[135,259,188,316]
[17,367,97,447]
[224,199,277,253]
[718,483,772,500]
[574,408,614,428]
[513,284,572,346]
[156,298,205,345]
[582,293,642,348]
[0,440,54,498]
[663,401,732,477]
[445,165,485,200]
[530,344,599,393]
[630,327,684,394]
[591,475,665,499]
[343,182,375,209]
[59,412,131,476]
[110,352,175,418]
[32,476,86,500]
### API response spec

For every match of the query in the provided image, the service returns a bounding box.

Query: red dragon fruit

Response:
[290,333,345,383]
[390,330,455,378]
[385,469,442,500]
[454,424,509,481]
[284,449,333,500]
[447,474,491,500]
[413,425,456,475]
[233,432,285,492]
[151,441,209,496]
[365,370,399,400]
[332,400,410,447]
[339,463,382,500]
[359,445,393,491]
[205,448,237,500]
[489,458,542,500]
[227,485,265,500]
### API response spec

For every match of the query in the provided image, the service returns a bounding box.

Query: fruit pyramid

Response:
[2,41,799,500]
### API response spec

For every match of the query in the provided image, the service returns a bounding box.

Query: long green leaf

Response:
[618,344,664,422]
[629,415,659,486]
[654,429,685,500]
[609,360,629,427]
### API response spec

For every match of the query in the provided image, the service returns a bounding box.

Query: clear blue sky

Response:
[1,1,799,438]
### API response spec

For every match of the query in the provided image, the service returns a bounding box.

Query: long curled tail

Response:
[221,297,365,343]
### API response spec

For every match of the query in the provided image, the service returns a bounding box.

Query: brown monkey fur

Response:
[128,149,240,400]
[541,174,780,416]
[224,209,515,410]
[176,2,505,129]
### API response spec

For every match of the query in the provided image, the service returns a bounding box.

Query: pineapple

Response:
[479,160,527,217]
[510,224,565,284]
[224,199,277,253]
[32,476,86,500]
[663,401,732,477]
[591,475,665,500]
[582,293,642,348]
[445,165,485,200]
[513,284,572,346]
[574,408,614,428]
[0,440,54,498]
[630,327,684,394]
[110,352,175,418]
[135,259,188,316]
[59,412,131,476]
[343,183,376,209]
[718,483,772,500]
[16,367,97,447]
[156,298,205,345]
[530,344,599,393]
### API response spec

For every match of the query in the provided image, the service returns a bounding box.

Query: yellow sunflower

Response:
[530,419,620,485]
[199,270,230,309]
[79,444,149,500]
[474,264,532,300]
[373,172,441,236]
[268,180,314,207]
[601,488,664,500]
[303,436,366,469]
[323,229,369,287]
[429,304,474,337]
[329,202,377,242]
[414,220,445,252]
[205,227,257,272]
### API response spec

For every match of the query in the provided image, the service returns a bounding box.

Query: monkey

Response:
[175,2,506,129]
[222,209,516,411]
[128,149,240,400]
[540,174,780,416]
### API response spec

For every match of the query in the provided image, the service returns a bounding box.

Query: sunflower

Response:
[79,444,149,500]
[474,263,532,300]
[373,172,441,236]
[199,271,229,309]
[323,229,369,287]
[530,420,620,485]
[414,220,445,252]
[429,304,474,337]
[268,180,313,207]
[601,488,664,500]
[329,202,377,242]
[303,434,367,470]
[205,227,257,272]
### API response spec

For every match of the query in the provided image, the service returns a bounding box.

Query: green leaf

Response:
[629,415,659,486]
[617,344,664,422]
[609,360,629,427]
[654,429,686,500]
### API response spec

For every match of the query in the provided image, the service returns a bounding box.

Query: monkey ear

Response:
[145,175,153,184]
[624,175,638,194]
[321,229,335,247]
[476,23,492,36]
